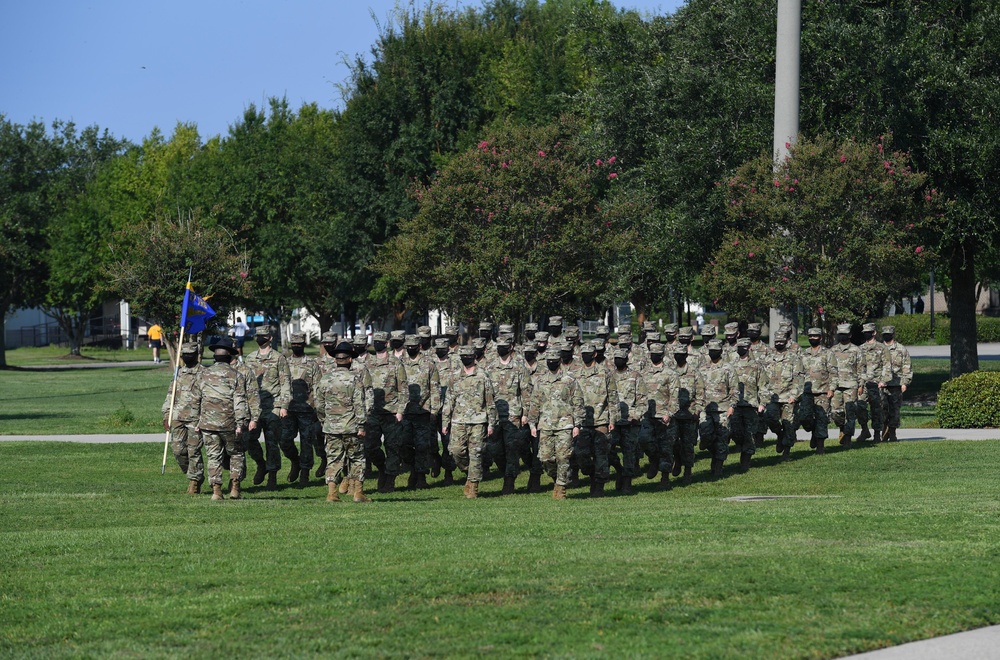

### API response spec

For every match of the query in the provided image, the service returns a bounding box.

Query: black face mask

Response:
[474,349,485,359]
[737,347,750,357]
[775,343,787,352]
[182,355,199,368]
[838,335,850,345]
[650,353,663,365]
[709,351,723,361]
[665,334,677,343]
[882,334,894,342]
[436,349,450,359]
[497,346,511,357]
[536,345,547,355]
[582,352,595,365]
[561,353,572,365]
[353,348,365,359]
[255,336,270,346]
[291,345,305,357]
[546,359,561,372]
[390,339,404,350]
[726,335,737,345]
[614,358,628,370]
[460,356,476,367]
[406,348,420,359]
[336,357,352,369]
[524,351,537,362]
[525,331,536,342]
[748,330,761,341]
[863,332,874,342]
[373,341,387,353]
[809,338,822,347]
[674,356,687,367]
[419,339,431,350]
[479,331,492,340]
[679,337,691,345]
[447,335,458,345]
[619,343,632,353]
[214,354,233,364]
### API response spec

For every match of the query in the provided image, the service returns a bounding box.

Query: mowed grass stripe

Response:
[1,441,997,658]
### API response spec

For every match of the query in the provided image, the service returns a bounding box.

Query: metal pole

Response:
[929,270,936,341]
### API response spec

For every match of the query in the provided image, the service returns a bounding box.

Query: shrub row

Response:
[873,314,1000,345]
[937,370,1000,428]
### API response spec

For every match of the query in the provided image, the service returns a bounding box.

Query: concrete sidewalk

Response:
[842,624,1000,659]
[907,342,1000,359]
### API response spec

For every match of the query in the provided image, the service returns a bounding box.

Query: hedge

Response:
[873,314,1000,346]
[937,371,1000,428]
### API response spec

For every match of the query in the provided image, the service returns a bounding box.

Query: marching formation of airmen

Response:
[162,316,913,501]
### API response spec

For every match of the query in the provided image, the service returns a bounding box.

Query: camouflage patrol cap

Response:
[678,326,694,337]
[458,346,475,357]
[180,341,199,354]
[321,331,338,345]
[707,339,723,350]
[498,324,515,335]
[390,330,406,340]
[352,335,368,346]
[333,341,353,357]
[495,336,512,348]
[534,331,550,342]
[479,321,493,331]
[564,326,580,338]
[646,332,661,343]
[701,325,717,337]
[724,322,739,335]
[881,325,896,335]
[596,324,610,335]
[522,342,537,354]
[774,332,790,344]
[580,341,596,353]
[807,327,823,336]
[593,338,606,351]
[618,334,633,345]
[524,322,539,332]
[613,347,630,359]
[434,338,449,349]
[547,316,563,327]
[404,334,420,347]
[373,331,389,342]
[747,322,762,332]
[649,343,665,354]
[673,344,689,355]
[737,338,751,348]
[862,322,877,332]
[473,337,487,349]
[664,323,679,334]
[444,324,459,336]
[416,326,432,337]
[836,323,851,334]
[208,336,238,354]
[257,324,277,337]
[616,324,631,335]
[643,320,655,332]
[289,332,306,344]
[778,321,792,331]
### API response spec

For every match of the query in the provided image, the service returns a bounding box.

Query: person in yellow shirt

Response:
[148,323,164,364]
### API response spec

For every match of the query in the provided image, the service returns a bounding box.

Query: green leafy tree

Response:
[705,135,941,331]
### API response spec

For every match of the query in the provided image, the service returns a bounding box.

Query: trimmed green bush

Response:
[873,314,1000,345]
[977,316,1000,342]
[937,371,1000,428]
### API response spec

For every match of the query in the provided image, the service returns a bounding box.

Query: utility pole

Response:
[769,0,802,345]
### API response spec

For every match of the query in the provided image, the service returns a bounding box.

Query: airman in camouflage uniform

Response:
[163,341,205,494]
[747,322,772,363]
[547,315,564,342]
[433,337,459,484]
[366,331,408,493]
[235,352,263,482]
[244,325,297,489]
[777,322,800,355]
[441,346,498,499]
[563,325,581,356]
[761,332,804,461]
[641,342,675,488]
[662,323,679,351]
[667,344,706,485]
[489,336,533,495]
[528,349,585,500]
[196,338,250,501]
[472,337,489,368]
[856,322,891,443]
[523,322,539,343]
[400,335,441,490]
[477,321,495,355]
[390,329,407,362]
[283,332,322,486]
[676,327,703,371]
[723,322,740,362]
[881,325,912,442]
[574,342,619,496]
[828,323,864,448]
[699,340,737,477]
[315,342,370,503]
[610,347,647,493]
[796,327,832,453]
[445,324,461,353]
[416,325,433,352]
[730,338,766,469]
[595,324,611,345]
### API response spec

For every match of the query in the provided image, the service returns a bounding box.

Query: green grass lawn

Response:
[1,440,998,657]
[3,343,160,367]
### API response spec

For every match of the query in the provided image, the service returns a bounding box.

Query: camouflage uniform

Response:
[747,322,773,363]
[316,361,367,486]
[668,347,706,475]
[611,349,647,489]
[730,339,766,460]
[796,329,832,448]
[244,331,297,479]
[722,322,740,363]
[196,360,250,489]
[400,336,441,484]
[163,343,204,487]
[234,359,264,479]
[828,324,863,444]
[699,341,737,468]
[441,348,498,485]
[528,361,585,489]
[489,337,533,487]
[677,327,703,371]
[642,345,676,480]
[881,327,913,440]
[366,333,408,487]
[761,341,804,453]
[434,338,460,478]
[856,323,891,442]
[574,343,619,491]
[283,333,323,476]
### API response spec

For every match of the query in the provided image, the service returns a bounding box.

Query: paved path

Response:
[907,342,1000,359]
[841,624,1000,659]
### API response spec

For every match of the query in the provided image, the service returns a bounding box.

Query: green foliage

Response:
[375,119,626,323]
[938,371,1000,428]
[873,315,1000,346]
[99,402,138,430]
[706,135,940,325]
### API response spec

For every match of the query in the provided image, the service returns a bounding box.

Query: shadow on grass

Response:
[0,412,68,421]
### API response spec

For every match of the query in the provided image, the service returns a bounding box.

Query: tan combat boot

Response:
[327,482,341,502]
[211,484,224,501]
[338,478,351,495]
[463,480,472,498]
[552,484,566,500]
[353,479,371,503]
[186,480,198,495]
[464,480,478,499]
[229,480,242,500]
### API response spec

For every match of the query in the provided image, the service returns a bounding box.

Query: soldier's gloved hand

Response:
[248,421,258,431]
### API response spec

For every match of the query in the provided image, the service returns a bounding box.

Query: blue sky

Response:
[1,0,685,144]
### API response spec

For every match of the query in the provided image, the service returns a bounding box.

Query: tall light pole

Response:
[769,0,801,344]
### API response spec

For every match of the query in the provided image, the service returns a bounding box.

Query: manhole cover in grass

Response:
[725,495,843,502]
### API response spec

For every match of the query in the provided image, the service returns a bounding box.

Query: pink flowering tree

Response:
[704,134,944,329]
[374,118,627,329]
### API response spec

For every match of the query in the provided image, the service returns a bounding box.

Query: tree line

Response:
[2,0,997,376]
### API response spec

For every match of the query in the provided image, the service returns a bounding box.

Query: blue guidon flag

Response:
[180,282,216,335]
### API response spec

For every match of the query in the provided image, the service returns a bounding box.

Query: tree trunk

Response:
[949,244,979,377]
[317,311,334,336]
[0,308,8,369]
[632,293,647,327]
